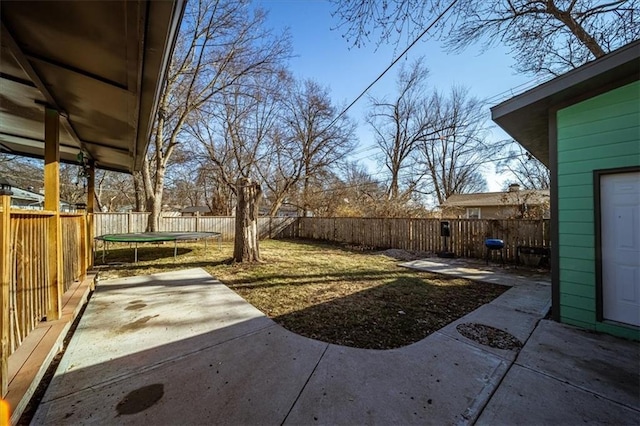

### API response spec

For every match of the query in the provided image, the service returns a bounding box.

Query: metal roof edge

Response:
[133,0,186,173]
[491,40,640,120]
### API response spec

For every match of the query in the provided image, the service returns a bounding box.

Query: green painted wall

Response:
[557,80,640,340]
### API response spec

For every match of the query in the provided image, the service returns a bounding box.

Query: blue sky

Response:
[258,0,541,190]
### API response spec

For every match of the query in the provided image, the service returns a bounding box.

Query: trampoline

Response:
[95,231,222,263]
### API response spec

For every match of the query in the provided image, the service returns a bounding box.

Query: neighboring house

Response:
[491,40,639,340]
[259,203,300,217]
[440,184,550,219]
[4,182,73,211]
[181,206,211,216]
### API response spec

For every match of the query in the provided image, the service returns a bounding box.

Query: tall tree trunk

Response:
[233,177,262,262]
[148,163,166,232]
[133,171,146,211]
[142,121,168,232]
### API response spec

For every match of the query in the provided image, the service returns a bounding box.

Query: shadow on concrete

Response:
[28,268,639,426]
[29,269,329,425]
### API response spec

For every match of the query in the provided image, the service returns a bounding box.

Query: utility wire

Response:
[320,0,460,136]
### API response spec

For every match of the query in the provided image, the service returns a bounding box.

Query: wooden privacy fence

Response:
[285,217,550,263]
[93,214,549,262]
[94,212,295,241]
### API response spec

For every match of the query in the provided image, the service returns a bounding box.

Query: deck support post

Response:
[0,192,11,397]
[87,161,95,273]
[76,204,88,280]
[44,107,63,321]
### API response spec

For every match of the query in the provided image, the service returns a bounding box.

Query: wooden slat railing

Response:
[7,210,53,354]
[61,214,86,292]
[4,210,88,356]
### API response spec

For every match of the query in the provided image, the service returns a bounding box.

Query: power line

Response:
[321,0,460,137]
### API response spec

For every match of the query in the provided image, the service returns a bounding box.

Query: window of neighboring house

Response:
[466,207,481,219]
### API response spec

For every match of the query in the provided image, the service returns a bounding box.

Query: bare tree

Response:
[0,154,42,192]
[278,79,356,217]
[497,143,550,189]
[188,68,286,261]
[142,0,290,231]
[94,170,137,212]
[332,161,414,217]
[333,162,386,217]
[259,123,302,216]
[0,154,138,211]
[331,0,639,76]
[367,58,437,201]
[415,86,492,205]
[200,164,236,215]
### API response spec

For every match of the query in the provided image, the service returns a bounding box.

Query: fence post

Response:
[128,210,133,233]
[269,216,273,239]
[195,211,200,232]
[0,192,11,397]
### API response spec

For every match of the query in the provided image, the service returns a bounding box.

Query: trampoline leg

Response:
[135,242,138,263]
[174,240,177,259]
[102,242,105,263]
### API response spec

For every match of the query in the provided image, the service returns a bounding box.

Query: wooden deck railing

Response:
[7,210,52,354]
[61,213,87,292]
[1,207,89,358]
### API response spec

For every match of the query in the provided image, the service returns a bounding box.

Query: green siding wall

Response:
[557,80,640,340]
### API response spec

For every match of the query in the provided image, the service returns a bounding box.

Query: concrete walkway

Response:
[31,266,639,425]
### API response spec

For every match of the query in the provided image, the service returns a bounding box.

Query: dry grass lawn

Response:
[96,238,508,349]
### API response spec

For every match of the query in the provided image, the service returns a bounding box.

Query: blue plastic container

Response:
[485,239,505,249]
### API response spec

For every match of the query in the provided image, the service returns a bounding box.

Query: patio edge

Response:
[6,272,96,424]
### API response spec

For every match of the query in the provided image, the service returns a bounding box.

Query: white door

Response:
[601,171,640,327]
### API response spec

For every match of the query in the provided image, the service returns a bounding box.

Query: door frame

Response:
[594,165,640,323]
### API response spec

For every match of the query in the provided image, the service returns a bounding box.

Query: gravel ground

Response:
[456,322,523,350]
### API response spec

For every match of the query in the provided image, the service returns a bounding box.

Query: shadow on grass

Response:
[96,258,236,279]
[278,238,383,254]
[93,238,511,349]
[95,246,195,263]
[222,268,468,290]
[269,277,509,350]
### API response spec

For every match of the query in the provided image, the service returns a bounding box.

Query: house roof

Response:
[491,40,640,166]
[181,206,211,214]
[441,189,550,208]
[10,187,42,203]
[10,185,71,206]
[0,1,185,173]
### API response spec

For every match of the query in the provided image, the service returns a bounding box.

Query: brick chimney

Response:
[508,183,521,192]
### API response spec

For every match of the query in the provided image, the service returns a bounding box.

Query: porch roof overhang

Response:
[491,40,640,167]
[0,0,185,173]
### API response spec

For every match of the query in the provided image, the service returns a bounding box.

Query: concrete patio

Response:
[29,264,639,425]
